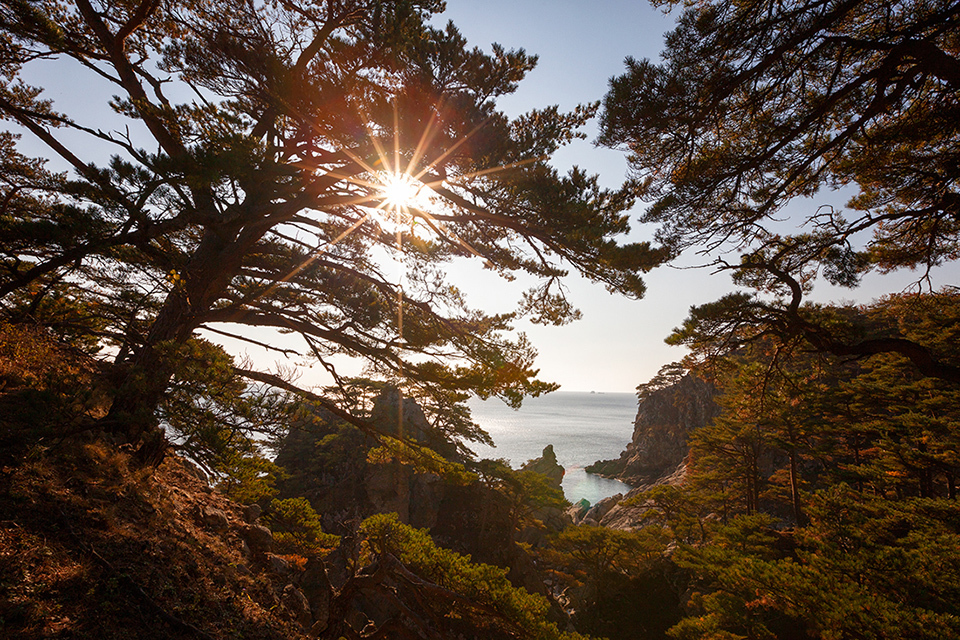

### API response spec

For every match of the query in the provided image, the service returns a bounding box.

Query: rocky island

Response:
[521,444,565,487]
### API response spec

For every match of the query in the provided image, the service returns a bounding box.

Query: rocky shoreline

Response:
[574,374,719,529]
[585,375,717,487]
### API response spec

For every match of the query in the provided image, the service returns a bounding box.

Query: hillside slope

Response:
[0,441,311,640]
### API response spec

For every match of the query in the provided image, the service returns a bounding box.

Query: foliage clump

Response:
[353,512,591,640]
[670,493,960,640]
[612,293,960,639]
[262,497,339,555]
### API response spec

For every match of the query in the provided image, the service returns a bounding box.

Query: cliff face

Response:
[275,389,560,603]
[275,387,452,531]
[586,375,719,488]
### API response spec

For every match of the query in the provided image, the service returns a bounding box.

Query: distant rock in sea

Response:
[520,444,565,487]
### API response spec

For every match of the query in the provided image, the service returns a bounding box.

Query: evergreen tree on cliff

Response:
[0,0,663,460]
[599,0,960,381]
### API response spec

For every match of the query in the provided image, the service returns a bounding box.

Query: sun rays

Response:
[241,95,555,337]
[225,99,549,433]
[296,103,495,266]
[255,98,548,368]
[377,170,425,212]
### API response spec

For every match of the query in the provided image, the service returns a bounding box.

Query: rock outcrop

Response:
[276,389,565,618]
[586,375,718,488]
[581,492,623,525]
[593,485,665,530]
[520,444,565,487]
[566,498,591,524]
[275,386,455,531]
[369,387,458,459]
[575,374,719,530]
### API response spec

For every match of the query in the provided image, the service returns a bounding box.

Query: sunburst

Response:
[232,101,546,436]
[377,170,426,213]
[236,100,537,325]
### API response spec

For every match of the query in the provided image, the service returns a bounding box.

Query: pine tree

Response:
[599,0,960,381]
[0,0,664,460]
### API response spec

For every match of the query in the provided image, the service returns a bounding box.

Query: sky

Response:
[416,1,716,394]
[426,1,686,394]
[13,1,958,395]
[422,1,959,393]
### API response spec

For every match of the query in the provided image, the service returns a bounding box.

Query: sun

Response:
[378,171,424,211]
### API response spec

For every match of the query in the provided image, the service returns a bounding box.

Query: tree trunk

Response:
[104,223,249,463]
[104,287,193,464]
[788,448,806,527]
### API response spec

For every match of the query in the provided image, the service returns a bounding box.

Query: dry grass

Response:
[0,322,110,463]
[0,439,308,640]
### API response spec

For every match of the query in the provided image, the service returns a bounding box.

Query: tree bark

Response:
[104,223,250,462]
[788,447,806,527]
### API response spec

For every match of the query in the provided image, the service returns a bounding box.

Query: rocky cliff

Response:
[586,374,718,488]
[275,388,562,604]
[275,386,454,531]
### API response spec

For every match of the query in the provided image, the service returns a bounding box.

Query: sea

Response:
[467,391,637,506]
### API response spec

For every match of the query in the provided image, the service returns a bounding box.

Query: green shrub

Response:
[263,497,339,555]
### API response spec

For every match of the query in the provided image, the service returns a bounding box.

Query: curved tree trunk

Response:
[104,224,251,464]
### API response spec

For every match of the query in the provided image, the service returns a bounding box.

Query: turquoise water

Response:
[467,391,636,505]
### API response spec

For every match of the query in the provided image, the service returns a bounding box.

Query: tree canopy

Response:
[598,0,960,380]
[0,0,664,458]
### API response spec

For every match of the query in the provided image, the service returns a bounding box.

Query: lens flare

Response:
[378,171,423,211]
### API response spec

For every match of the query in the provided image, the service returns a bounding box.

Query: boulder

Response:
[281,584,312,629]
[582,493,622,523]
[299,556,332,631]
[595,486,658,530]
[240,524,274,555]
[565,498,591,524]
[242,503,262,524]
[200,506,229,530]
[265,552,293,576]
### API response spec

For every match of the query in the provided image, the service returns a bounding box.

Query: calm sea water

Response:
[467,391,637,506]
